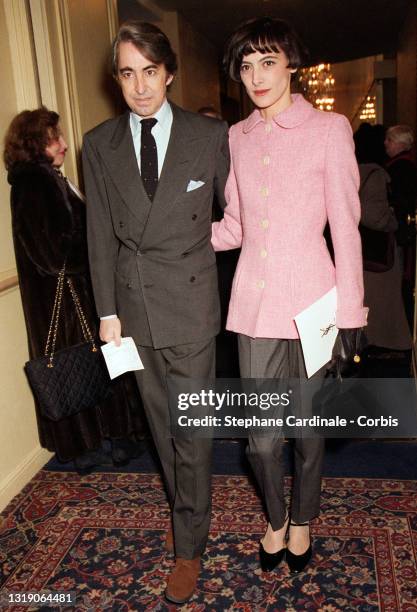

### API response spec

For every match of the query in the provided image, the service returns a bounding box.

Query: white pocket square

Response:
[186,180,205,192]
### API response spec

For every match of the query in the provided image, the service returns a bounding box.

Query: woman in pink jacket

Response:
[212,17,368,573]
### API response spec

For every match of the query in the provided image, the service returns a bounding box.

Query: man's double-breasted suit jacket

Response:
[82,103,230,349]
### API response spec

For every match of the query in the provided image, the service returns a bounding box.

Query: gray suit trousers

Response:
[134,338,215,559]
[238,335,325,531]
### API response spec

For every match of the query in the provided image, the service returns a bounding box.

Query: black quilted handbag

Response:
[25,265,110,421]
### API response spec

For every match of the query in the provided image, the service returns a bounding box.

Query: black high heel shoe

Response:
[259,541,286,572]
[259,516,289,572]
[286,521,312,573]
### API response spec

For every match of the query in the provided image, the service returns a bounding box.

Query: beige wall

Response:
[0,289,50,510]
[397,1,417,136]
[64,0,119,134]
[0,0,52,512]
[0,4,19,275]
[38,0,119,184]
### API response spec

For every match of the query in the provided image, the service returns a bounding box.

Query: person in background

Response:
[3,107,146,472]
[385,125,417,235]
[212,17,367,574]
[355,125,412,355]
[384,124,417,330]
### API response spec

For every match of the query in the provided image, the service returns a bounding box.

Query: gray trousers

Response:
[134,338,215,559]
[238,335,325,531]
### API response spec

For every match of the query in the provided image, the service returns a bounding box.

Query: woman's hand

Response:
[328,328,367,379]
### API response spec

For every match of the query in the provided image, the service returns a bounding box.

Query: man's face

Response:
[384,134,405,159]
[239,48,295,118]
[117,41,173,117]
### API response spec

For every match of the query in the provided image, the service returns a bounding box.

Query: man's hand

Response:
[100,317,122,346]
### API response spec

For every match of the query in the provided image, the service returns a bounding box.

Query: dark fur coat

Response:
[9,161,145,461]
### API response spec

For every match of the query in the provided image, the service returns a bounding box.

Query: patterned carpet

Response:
[0,471,416,611]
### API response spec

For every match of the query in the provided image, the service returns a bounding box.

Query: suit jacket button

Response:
[136,249,142,256]
[190,276,196,282]
[192,214,197,220]
[119,221,125,228]
[127,282,132,289]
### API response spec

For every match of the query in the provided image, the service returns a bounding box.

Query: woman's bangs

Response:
[240,34,281,59]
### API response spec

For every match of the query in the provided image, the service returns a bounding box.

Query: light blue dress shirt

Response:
[129,98,173,178]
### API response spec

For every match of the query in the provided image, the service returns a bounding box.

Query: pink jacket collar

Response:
[243,94,314,133]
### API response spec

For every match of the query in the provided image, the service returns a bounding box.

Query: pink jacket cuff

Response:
[336,306,369,329]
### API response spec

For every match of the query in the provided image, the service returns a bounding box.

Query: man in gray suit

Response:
[82,21,229,604]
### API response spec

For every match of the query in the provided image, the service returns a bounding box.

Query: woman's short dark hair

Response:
[112,21,177,77]
[3,106,60,171]
[224,17,307,82]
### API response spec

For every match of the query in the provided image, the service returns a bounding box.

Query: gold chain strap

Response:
[44,263,97,368]
[44,266,66,368]
[66,277,97,351]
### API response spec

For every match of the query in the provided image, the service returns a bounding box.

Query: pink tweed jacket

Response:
[212,94,368,339]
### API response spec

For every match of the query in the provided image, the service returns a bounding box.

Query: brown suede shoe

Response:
[165,556,201,604]
[165,526,174,553]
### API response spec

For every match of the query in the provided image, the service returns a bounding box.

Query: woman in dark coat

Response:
[4,107,145,468]
[354,124,412,351]
[359,164,412,350]
[385,124,417,329]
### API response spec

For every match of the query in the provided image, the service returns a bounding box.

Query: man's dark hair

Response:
[3,106,60,170]
[223,17,307,82]
[112,21,177,77]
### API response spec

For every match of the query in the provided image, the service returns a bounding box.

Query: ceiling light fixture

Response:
[298,63,336,112]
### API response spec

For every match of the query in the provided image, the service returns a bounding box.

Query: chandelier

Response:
[298,63,335,112]
[359,95,376,123]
